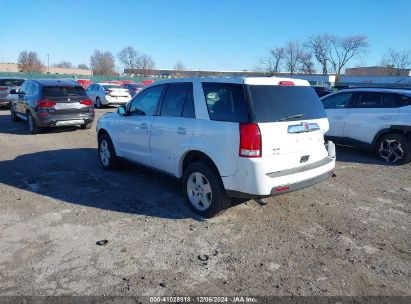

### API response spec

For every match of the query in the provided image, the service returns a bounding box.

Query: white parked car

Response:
[96,77,336,217]
[86,83,132,108]
[321,88,411,164]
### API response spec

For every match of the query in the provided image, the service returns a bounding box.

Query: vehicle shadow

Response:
[0,148,203,221]
[0,113,85,135]
[335,145,389,165]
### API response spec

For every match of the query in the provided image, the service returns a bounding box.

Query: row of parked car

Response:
[0,76,410,217]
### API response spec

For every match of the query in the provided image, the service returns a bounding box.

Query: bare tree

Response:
[137,54,155,76]
[386,49,411,73]
[17,51,43,72]
[117,46,140,70]
[173,60,185,71]
[299,52,316,74]
[306,33,331,75]
[284,40,304,75]
[77,63,89,70]
[259,47,285,75]
[54,61,72,69]
[90,50,116,75]
[328,35,369,78]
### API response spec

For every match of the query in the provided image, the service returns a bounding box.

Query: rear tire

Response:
[81,122,93,129]
[182,162,230,218]
[98,133,120,170]
[376,133,411,165]
[27,112,42,134]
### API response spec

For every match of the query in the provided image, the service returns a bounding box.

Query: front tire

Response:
[27,112,42,134]
[376,133,411,165]
[81,122,93,129]
[95,97,103,109]
[98,133,120,170]
[10,103,18,121]
[182,162,230,218]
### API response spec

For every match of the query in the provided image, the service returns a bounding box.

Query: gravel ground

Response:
[0,108,410,297]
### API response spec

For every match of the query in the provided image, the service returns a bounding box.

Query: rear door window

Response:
[321,92,353,109]
[202,82,249,122]
[380,93,396,108]
[248,85,326,122]
[160,83,191,117]
[395,94,411,107]
[182,86,195,118]
[354,92,381,108]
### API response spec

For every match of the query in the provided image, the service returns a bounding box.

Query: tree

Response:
[306,33,331,75]
[78,63,89,70]
[284,40,304,75]
[137,54,155,76]
[384,49,411,75]
[173,60,185,71]
[117,46,140,70]
[299,52,316,74]
[328,35,369,78]
[17,51,43,72]
[90,50,116,75]
[54,61,72,69]
[259,47,284,75]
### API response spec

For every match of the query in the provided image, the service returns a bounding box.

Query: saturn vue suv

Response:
[96,77,336,217]
[10,79,95,134]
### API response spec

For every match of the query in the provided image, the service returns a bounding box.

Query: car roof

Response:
[0,77,26,80]
[31,79,80,87]
[333,87,411,95]
[151,76,310,86]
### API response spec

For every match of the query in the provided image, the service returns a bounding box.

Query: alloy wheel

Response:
[378,139,404,163]
[99,139,110,166]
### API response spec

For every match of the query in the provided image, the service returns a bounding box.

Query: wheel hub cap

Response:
[187,172,212,211]
[99,140,110,166]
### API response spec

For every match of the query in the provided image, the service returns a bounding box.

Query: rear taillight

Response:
[80,99,93,106]
[37,99,56,108]
[0,87,7,91]
[279,81,294,86]
[239,123,261,158]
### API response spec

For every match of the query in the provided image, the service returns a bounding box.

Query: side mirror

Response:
[118,105,126,115]
[10,89,17,94]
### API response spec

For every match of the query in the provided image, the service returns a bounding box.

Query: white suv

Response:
[321,88,411,164]
[96,77,336,217]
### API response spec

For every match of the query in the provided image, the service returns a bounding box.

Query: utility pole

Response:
[47,54,50,73]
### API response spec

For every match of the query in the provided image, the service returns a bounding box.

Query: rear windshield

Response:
[43,86,87,98]
[102,85,120,89]
[0,79,25,86]
[247,85,326,122]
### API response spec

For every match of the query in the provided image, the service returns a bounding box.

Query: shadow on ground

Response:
[0,148,203,220]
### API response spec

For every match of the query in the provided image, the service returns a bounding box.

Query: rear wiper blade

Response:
[275,113,305,122]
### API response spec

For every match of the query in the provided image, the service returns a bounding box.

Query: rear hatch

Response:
[246,81,329,172]
[42,85,92,116]
[102,85,131,97]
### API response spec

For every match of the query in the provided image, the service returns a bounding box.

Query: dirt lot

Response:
[0,108,410,297]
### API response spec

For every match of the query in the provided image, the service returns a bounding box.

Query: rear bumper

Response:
[36,113,94,127]
[104,96,131,105]
[223,141,336,198]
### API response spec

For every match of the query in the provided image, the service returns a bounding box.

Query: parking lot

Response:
[0,107,410,296]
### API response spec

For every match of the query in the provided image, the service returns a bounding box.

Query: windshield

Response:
[247,85,326,123]
[0,79,25,86]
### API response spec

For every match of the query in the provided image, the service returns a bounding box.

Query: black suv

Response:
[10,79,95,134]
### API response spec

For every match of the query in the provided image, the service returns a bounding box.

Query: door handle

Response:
[333,115,344,119]
[139,123,148,129]
[177,127,186,135]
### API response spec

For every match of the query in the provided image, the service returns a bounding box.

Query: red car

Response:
[139,79,155,86]
[77,79,93,89]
